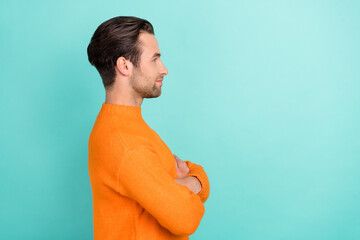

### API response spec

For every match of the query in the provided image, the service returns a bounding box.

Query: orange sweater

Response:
[88,103,210,240]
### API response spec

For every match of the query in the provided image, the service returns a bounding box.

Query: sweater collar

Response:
[100,102,143,119]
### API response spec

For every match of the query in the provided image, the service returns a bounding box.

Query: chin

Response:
[144,91,161,99]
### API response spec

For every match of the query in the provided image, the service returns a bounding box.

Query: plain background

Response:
[1,0,359,239]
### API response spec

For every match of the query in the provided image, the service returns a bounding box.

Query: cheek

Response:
[149,71,158,80]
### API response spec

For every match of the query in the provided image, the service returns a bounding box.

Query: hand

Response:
[174,176,202,195]
[174,154,190,178]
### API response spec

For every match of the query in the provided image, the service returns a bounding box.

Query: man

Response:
[87,16,210,240]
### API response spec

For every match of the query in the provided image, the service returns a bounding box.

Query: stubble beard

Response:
[130,67,161,99]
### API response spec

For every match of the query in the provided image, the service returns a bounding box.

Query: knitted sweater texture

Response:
[88,103,210,240]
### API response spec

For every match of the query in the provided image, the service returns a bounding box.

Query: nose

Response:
[159,60,168,76]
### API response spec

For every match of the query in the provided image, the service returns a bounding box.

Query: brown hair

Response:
[87,16,154,88]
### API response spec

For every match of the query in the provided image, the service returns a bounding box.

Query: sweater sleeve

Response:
[117,147,205,236]
[184,161,210,203]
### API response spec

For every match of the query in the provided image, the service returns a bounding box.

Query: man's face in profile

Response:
[129,32,168,98]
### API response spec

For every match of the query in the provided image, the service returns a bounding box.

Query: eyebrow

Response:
[152,53,161,58]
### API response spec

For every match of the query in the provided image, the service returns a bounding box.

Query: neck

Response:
[105,87,143,107]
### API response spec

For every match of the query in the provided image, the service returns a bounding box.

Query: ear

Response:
[115,56,132,76]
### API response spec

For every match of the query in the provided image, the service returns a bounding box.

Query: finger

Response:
[180,160,189,170]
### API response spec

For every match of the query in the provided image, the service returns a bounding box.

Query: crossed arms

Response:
[173,154,210,203]
[116,148,210,236]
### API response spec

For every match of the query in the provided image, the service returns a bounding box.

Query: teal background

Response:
[1,0,359,239]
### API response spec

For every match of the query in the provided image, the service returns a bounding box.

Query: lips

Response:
[156,79,163,85]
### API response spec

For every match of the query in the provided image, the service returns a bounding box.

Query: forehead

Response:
[138,32,160,58]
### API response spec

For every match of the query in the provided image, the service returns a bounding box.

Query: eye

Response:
[153,58,157,62]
